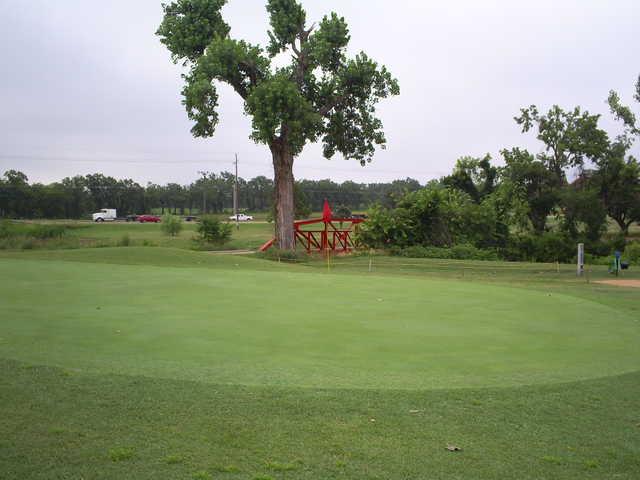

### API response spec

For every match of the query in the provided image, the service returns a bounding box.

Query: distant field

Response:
[6,220,275,251]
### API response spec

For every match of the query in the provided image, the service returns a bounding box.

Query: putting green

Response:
[1,257,639,390]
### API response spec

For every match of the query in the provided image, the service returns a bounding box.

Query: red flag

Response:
[322,199,333,222]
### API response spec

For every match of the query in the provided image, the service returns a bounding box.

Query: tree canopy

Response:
[157,0,399,248]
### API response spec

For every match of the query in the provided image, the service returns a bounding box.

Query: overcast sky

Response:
[1,0,638,186]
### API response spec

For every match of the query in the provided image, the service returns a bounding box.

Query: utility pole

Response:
[233,154,239,230]
[198,171,207,215]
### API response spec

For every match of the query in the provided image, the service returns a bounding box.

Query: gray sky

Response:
[1,0,638,185]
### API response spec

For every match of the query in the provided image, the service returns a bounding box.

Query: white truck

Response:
[92,209,117,222]
[228,213,254,222]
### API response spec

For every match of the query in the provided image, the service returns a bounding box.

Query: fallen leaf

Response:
[409,410,421,414]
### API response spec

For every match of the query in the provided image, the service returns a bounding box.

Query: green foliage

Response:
[245,72,322,155]
[157,0,399,163]
[118,235,131,247]
[30,224,68,240]
[591,149,640,233]
[333,204,351,219]
[505,233,576,263]
[608,90,638,138]
[501,147,559,234]
[515,105,610,182]
[0,220,13,239]
[161,214,183,237]
[390,244,499,261]
[558,187,607,242]
[109,447,135,462]
[255,248,309,263]
[195,216,232,245]
[156,0,230,64]
[360,185,502,250]
[442,154,497,202]
[624,242,640,265]
[21,239,36,250]
[266,0,306,56]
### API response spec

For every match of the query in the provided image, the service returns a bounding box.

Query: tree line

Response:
[360,76,640,262]
[0,169,421,220]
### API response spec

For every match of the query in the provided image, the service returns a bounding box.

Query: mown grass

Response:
[0,221,274,251]
[2,359,640,479]
[1,247,639,479]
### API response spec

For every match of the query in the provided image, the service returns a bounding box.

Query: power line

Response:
[0,153,449,178]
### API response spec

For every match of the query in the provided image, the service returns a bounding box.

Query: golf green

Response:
[1,256,638,390]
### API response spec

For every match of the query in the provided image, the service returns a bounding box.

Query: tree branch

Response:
[319,95,346,117]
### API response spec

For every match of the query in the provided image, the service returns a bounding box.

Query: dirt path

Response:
[207,250,255,255]
[594,279,640,288]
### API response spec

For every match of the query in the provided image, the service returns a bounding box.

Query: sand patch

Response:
[595,279,640,288]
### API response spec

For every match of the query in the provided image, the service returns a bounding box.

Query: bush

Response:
[161,214,183,237]
[510,232,577,263]
[255,248,310,263]
[29,224,68,239]
[118,234,131,247]
[195,216,232,246]
[21,239,36,250]
[0,220,14,239]
[625,242,640,265]
[390,244,499,261]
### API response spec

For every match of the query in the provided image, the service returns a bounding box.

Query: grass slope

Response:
[1,248,639,479]
[2,360,639,479]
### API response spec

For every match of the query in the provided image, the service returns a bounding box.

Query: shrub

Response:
[0,220,14,239]
[625,242,640,265]
[256,248,309,263]
[390,244,498,261]
[195,216,232,246]
[333,204,352,219]
[118,234,131,247]
[505,233,575,263]
[29,224,68,239]
[161,214,183,237]
[21,239,36,250]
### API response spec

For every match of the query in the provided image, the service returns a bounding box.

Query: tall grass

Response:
[0,222,86,250]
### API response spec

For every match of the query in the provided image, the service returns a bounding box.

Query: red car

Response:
[138,215,161,223]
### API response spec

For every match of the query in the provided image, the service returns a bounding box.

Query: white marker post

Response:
[577,243,585,277]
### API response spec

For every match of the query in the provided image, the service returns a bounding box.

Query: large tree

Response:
[500,148,559,235]
[607,74,640,146]
[157,0,399,249]
[442,154,497,203]
[514,105,609,185]
[601,74,640,233]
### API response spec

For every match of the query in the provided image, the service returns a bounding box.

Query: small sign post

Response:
[577,243,585,277]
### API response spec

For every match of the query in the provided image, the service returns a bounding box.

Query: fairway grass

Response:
[1,255,639,390]
[1,248,639,479]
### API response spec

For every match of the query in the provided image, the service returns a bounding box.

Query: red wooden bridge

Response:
[260,200,365,253]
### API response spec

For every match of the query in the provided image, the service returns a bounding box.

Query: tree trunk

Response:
[271,143,296,250]
[613,216,630,235]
